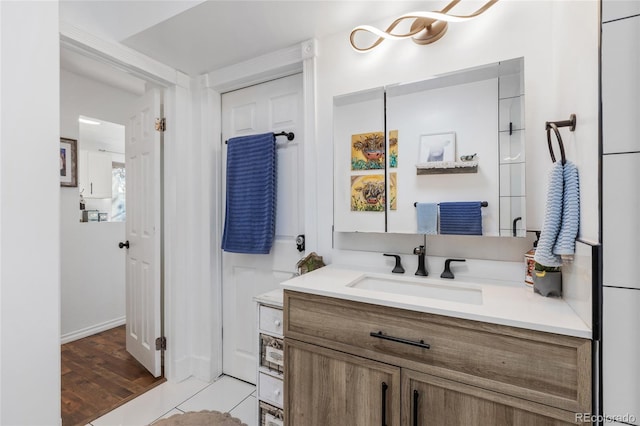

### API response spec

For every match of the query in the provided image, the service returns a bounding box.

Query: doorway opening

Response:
[60,44,165,424]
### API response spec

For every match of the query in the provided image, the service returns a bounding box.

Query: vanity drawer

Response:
[259,372,283,408]
[259,401,284,426]
[260,333,284,375]
[260,305,283,335]
[284,290,591,414]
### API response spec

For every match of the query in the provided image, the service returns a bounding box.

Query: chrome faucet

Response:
[413,245,428,276]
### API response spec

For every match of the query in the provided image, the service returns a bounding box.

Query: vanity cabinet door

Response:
[284,338,400,426]
[402,369,579,426]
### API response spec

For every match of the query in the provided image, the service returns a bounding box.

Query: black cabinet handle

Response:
[118,240,130,249]
[90,182,93,194]
[413,389,419,426]
[381,382,388,426]
[370,331,431,349]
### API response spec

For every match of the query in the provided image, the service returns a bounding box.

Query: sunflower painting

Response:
[351,131,385,170]
[351,174,385,212]
[389,130,398,168]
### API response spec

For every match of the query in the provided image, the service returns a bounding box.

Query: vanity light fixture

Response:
[78,117,101,125]
[350,0,499,52]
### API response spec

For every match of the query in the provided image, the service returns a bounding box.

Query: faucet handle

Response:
[441,258,466,279]
[383,254,405,274]
[413,245,425,255]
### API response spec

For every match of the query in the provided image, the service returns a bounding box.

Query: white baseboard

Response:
[60,316,126,344]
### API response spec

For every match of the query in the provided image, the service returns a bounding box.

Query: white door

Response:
[124,88,162,377]
[221,73,304,383]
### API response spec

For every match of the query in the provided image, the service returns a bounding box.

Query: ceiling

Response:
[60,0,437,79]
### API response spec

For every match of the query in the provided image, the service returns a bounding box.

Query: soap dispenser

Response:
[524,232,541,285]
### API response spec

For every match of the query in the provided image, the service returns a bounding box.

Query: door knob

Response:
[118,240,130,249]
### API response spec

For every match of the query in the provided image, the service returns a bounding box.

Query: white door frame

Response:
[199,39,318,378]
[59,22,192,382]
[60,23,319,382]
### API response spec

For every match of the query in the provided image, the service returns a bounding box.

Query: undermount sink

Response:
[347,275,483,305]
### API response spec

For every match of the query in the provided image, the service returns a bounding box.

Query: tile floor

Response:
[89,375,257,426]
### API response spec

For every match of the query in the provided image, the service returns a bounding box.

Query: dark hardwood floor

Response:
[61,325,165,426]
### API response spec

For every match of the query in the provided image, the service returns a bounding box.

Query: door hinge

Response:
[155,336,167,351]
[155,117,166,132]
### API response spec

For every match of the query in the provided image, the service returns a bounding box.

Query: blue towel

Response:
[554,161,580,258]
[416,203,438,235]
[222,133,276,254]
[439,202,483,235]
[534,162,564,267]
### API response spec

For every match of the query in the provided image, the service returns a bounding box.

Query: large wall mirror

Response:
[333,57,525,237]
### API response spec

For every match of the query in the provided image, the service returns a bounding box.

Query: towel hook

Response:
[546,123,566,165]
[545,114,576,165]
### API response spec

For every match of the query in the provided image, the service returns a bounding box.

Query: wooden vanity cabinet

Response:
[283,290,591,425]
[285,339,400,426]
[403,369,577,425]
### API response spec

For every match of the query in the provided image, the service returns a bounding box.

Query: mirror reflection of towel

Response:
[416,203,438,235]
[439,202,482,235]
[222,133,276,254]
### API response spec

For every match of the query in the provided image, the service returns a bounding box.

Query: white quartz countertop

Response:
[279,265,592,339]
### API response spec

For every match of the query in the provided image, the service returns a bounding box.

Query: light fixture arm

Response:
[350,0,499,52]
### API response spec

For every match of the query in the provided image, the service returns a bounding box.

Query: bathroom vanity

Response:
[281,266,591,425]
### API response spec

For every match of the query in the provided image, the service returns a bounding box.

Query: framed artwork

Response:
[418,132,456,163]
[350,174,385,212]
[351,131,385,170]
[60,137,78,187]
[389,172,397,210]
[389,130,398,168]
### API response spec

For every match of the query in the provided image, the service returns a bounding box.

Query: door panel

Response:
[125,88,162,377]
[285,339,401,426]
[221,73,304,383]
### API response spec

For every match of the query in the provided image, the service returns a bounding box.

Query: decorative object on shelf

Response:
[349,0,500,52]
[460,153,477,162]
[296,252,325,275]
[418,132,456,163]
[389,129,398,168]
[60,137,78,187]
[351,131,385,170]
[350,174,385,211]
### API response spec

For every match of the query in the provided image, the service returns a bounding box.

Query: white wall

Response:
[0,2,61,424]
[315,0,600,264]
[60,69,139,340]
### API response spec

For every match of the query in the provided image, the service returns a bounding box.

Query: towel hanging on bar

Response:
[222,132,277,254]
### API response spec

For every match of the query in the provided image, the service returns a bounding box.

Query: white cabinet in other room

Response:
[603,287,640,425]
[602,15,640,154]
[79,150,112,199]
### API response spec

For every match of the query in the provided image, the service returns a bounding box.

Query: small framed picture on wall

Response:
[418,132,456,163]
[60,137,77,187]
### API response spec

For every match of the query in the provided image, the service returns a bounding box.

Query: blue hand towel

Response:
[416,203,438,235]
[222,133,276,254]
[439,202,483,235]
[554,161,580,258]
[534,162,564,267]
